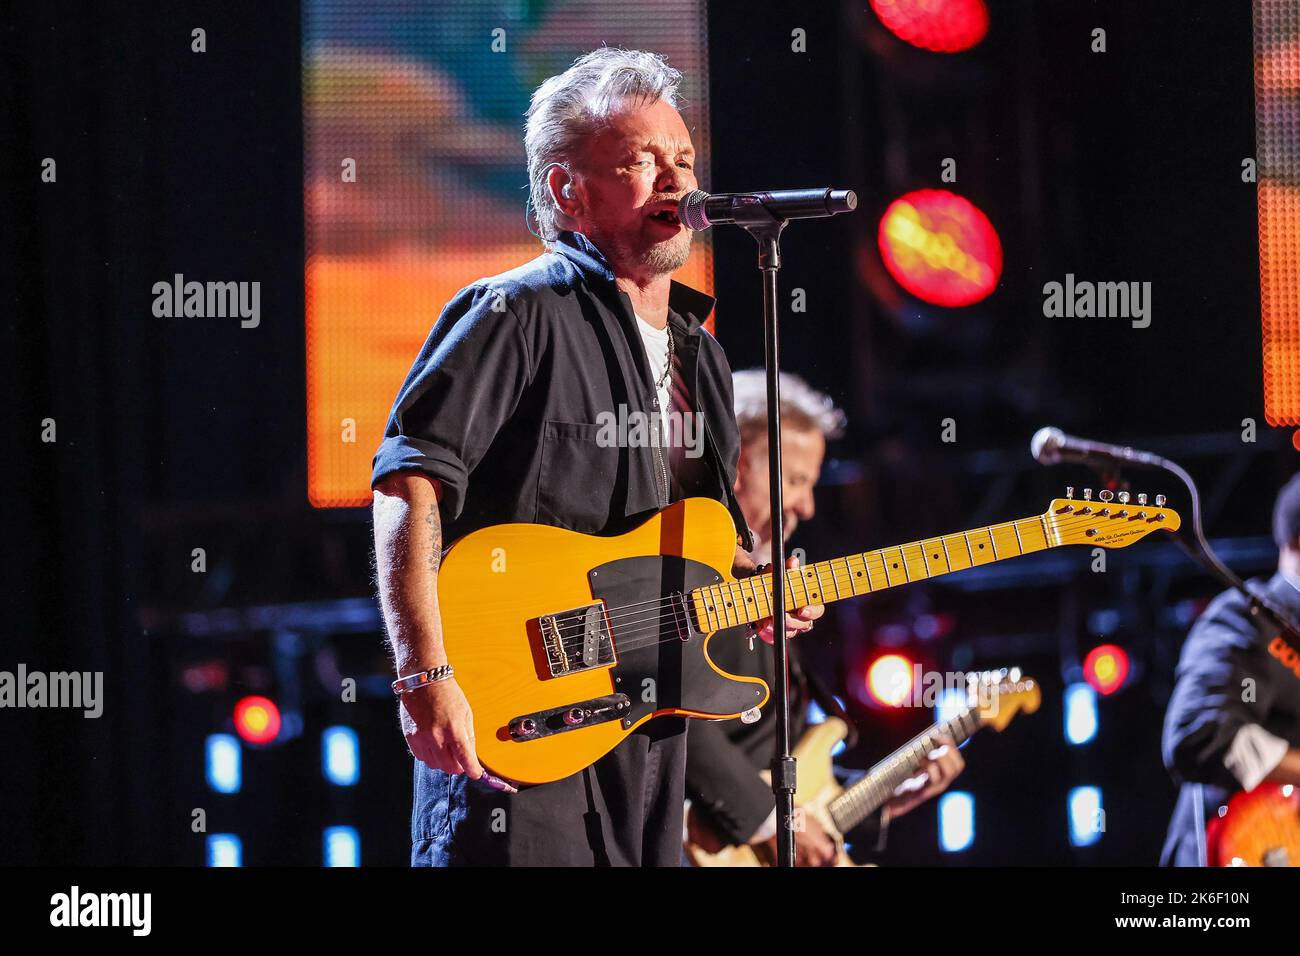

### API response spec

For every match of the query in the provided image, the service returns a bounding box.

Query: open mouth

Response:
[648,208,681,227]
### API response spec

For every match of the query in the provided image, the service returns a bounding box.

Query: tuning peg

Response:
[1155,494,1166,507]
[1137,493,1148,506]
[1098,489,1114,502]
[1117,491,1130,504]
[1082,488,1093,501]
[1065,486,1075,499]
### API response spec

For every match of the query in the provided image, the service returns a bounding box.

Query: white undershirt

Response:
[634,313,673,429]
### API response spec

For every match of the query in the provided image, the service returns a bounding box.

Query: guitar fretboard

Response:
[826,707,984,836]
[688,514,1055,632]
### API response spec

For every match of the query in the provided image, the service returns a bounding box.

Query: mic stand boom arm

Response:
[1156,456,1300,647]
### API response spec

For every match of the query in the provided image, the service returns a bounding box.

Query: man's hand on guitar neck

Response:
[733,550,826,644]
[883,736,965,821]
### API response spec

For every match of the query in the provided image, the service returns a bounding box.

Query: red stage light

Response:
[869,0,989,54]
[866,653,916,708]
[234,695,282,745]
[1083,644,1130,696]
[878,189,1003,307]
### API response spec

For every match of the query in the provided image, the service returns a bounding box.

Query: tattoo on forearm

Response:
[425,505,441,573]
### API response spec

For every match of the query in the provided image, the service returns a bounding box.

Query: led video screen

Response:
[304,0,715,506]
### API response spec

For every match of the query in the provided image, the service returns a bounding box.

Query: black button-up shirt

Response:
[1161,573,1300,865]
[371,230,753,552]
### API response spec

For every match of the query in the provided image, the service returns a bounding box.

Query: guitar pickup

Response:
[538,602,616,677]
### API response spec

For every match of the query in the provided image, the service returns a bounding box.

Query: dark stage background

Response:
[2,0,1289,866]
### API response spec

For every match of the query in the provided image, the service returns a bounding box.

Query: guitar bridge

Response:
[538,602,616,677]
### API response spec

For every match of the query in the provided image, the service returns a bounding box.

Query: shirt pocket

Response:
[535,420,622,532]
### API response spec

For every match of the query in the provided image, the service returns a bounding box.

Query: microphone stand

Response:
[1154,456,1300,646]
[737,204,797,867]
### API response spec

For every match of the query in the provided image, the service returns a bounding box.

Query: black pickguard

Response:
[587,555,767,726]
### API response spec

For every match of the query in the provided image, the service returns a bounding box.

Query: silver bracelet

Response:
[391,664,455,696]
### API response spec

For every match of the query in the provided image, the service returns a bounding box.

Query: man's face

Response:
[735,425,827,554]
[569,98,696,279]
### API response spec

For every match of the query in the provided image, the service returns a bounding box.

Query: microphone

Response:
[1030,427,1165,469]
[677,188,857,231]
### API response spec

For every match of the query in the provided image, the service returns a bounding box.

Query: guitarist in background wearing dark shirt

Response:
[684,371,965,866]
[1162,472,1300,865]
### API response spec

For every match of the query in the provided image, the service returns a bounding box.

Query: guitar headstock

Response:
[969,669,1041,731]
[1044,487,1181,549]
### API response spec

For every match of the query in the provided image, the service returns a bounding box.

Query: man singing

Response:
[371,48,823,866]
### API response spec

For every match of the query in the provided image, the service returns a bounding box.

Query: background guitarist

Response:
[1162,472,1300,865]
[370,49,824,866]
[685,371,965,866]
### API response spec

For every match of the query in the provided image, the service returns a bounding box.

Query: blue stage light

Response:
[324,825,360,867]
[207,833,242,867]
[322,725,360,786]
[205,733,241,794]
[1069,786,1104,847]
[938,792,974,852]
[1065,682,1098,745]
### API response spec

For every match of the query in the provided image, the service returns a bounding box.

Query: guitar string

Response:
[532,509,1162,656]
[512,509,1161,653]
[443,507,1122,633]
[833,712,977,825]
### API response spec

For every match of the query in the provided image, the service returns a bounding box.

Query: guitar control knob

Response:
[511,717,538,739]
[563,708,586,726]
[1098,489,1114,502]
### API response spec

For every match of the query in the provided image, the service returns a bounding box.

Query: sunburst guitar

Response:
[438,490,1177,784]
[1206,783,1300,866]
[685,671,1041,866]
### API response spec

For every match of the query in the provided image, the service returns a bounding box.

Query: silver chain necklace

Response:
[653,321,674,397]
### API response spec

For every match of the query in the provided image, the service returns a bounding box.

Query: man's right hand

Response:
[399,678,484,778]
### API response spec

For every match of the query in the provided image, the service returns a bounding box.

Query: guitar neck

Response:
[689,513,1056,632]
[826,708,985,836]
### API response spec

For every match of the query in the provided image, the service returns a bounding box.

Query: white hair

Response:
[732,370,847,445]
[524,48,683,242]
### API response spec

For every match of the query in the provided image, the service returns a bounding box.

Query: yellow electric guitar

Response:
[684,670,1041,866]
[438,490,1177,784]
